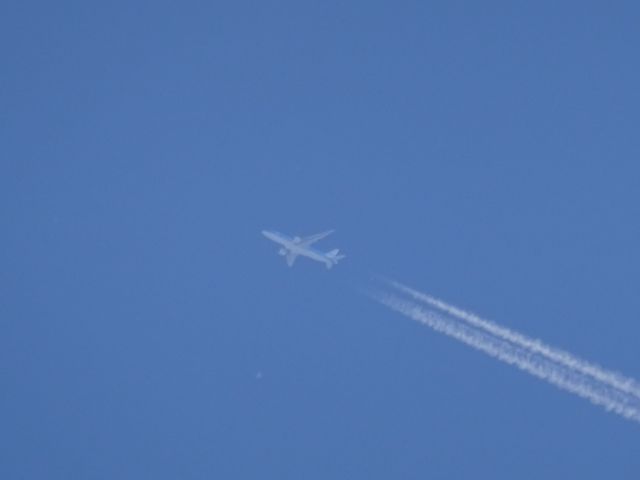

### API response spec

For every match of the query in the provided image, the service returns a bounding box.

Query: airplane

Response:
[262,229,346,269]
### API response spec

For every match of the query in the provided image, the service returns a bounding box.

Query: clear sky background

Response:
[3,1,640,478]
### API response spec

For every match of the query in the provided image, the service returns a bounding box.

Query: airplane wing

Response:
[285,251,298,267]
[298,230,334,247]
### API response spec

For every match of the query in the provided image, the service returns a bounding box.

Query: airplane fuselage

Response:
[262,230,333,267]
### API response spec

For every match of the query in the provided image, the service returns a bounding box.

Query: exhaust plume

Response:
[367,289,640,424]
[382,278,640,400]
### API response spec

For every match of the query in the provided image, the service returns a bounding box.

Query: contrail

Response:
[367,290,640,423]
[382,278,640,400]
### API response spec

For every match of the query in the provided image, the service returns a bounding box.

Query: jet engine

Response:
[278,248,287,256]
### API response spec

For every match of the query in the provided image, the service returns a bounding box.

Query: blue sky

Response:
[2,1,640,478]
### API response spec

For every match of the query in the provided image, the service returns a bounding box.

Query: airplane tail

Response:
[325,249,346,269]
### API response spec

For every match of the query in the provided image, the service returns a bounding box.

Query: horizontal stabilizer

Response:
[326,249,346,261]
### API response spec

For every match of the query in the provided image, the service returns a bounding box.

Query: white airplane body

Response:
[262,229,345,269]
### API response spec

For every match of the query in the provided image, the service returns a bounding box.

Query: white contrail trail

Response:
[367,290,640,424]
[382,278,640,400]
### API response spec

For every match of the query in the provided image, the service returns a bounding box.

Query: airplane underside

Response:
[262,229,345,269]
